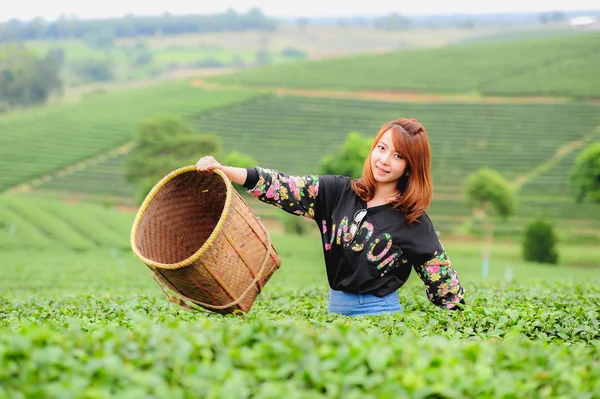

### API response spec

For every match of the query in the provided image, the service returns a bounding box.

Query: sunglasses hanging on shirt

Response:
[344,208,367,243]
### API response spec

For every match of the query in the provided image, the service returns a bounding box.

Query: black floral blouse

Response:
[243,167,465,310]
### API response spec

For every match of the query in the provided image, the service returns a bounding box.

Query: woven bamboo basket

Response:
[130,166,281,316]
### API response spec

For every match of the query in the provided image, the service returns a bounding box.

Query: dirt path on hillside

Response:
[189,79,575,104]
[511,124,600,190]
[511,139,584,189]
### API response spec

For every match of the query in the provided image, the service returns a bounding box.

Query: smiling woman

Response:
[196,117,465,317]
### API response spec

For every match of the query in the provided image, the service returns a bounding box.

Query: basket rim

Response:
[129,165,233,270]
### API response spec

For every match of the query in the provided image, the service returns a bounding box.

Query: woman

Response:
[196,117,465,316]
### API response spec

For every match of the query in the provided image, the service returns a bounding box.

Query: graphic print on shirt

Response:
[322,217,407,277]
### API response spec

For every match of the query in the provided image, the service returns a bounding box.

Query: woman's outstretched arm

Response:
[196,156,320,220]
[196,156,248,185]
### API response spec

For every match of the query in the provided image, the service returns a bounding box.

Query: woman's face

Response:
[370,129,407,186]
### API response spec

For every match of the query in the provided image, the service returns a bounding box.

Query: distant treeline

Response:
[0,8,277,42]
[295,10,596,29]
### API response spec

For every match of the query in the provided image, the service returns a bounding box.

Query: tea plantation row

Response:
[32,95,600,239]
[208,32,600,98]
[2,279,599,398]
[0,82,262,191]
[2,193,599,397]
[36,95,600,194]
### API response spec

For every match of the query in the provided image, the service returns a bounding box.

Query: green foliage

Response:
[280,47,307,59]
[522,217,559,265]
[571,142,600,204]
[131,51,153,67]
[279,213,312,236]
[319,132,372,178]
[124,115,222,203]
[45,47,66,67]
[465,167,516,219]
[223,150,257,170]
[2,295,600,397]
[0,44,62,108]
[2,223,600,397]
[71,58,115,83]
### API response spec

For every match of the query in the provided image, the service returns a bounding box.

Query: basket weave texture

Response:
[130,166,281,315]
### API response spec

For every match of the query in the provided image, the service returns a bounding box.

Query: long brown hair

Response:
[351,118,433,225]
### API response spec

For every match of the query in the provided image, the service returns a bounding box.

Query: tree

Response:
[319,132,372,178]
[571,142,600,204]
[0,44,63,108]
[373,13,411,30]
[82,28,115,50]
[281,47,307,59]
[125,115,222,204]
[46,47,66,67]
[464,167,517,278]
[71,59,115,83]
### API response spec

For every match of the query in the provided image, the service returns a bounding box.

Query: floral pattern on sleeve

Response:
[246,167,320,220]
[413,250,466,310]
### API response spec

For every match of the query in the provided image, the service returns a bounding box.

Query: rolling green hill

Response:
[4,30,600,242]
[35,94,600,194]
[28,94,600,240]
[0,83,262,192]
[3,24,600,398]
[206,32,600,98]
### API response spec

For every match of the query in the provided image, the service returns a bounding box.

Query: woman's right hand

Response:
[195,155,249,185]
[195,156,223,173]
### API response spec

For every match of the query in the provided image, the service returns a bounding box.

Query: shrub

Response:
[522,217,559,264]
[280,213,312,236]
[319,132,371,178]
[281,47,307,59]
[571,142,600,204]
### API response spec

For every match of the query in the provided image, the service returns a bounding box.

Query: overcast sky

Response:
[3,0,599,21]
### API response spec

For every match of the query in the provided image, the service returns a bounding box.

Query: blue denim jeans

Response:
[327,289,403,316]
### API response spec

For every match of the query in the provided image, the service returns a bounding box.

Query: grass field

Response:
[27,24,563,64]
[25,39,277,85]
[207,31,600,98]
[129,25,572,55]
[23,23,576,88]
